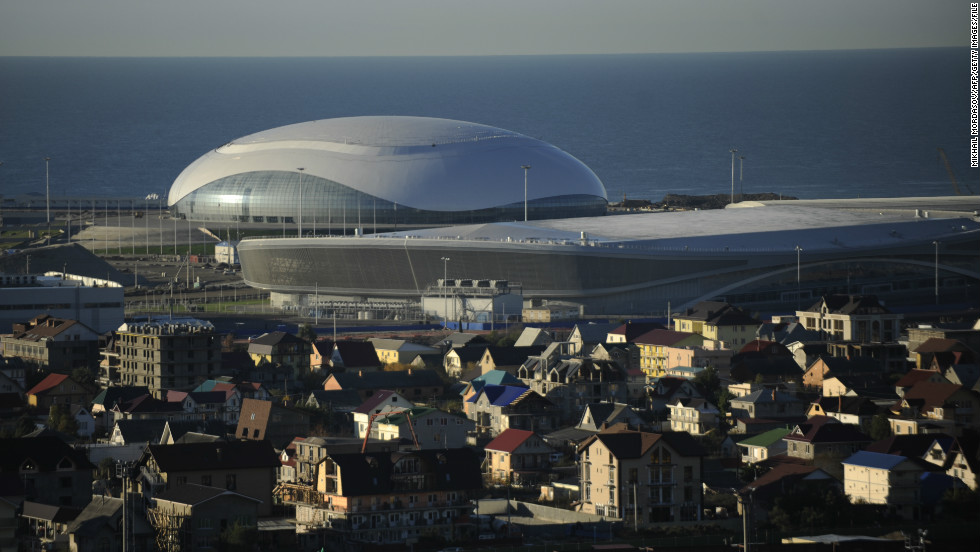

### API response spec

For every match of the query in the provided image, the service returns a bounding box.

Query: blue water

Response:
[0,49,975,202]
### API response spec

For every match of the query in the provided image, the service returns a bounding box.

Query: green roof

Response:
[737,427,791,448]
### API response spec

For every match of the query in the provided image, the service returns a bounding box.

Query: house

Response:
[193,379,271,402]
[467,384,559,437]
[513,327,554,347]
[912,338,976,371]
[248,331,311,376]
[26,373,95,411]
[783,416,871,476]
[70,404,95,438]
[236,398,310,448]
[796,294,903,343]
[20,501,81,552]
[741,464,839,522]
[672,301,761,348]
[368,338,439,366]
[820,373,897,403]
[166,389,242,424]
[518,346,630,421]
[887,381,980,436]
[578,425,706,523]
[139,440,281,516]
[322,369,444,402]
[0,315,102,371]
[567,322,618,354]
[729,388,807,423]
[148,484,261,551]
[542,402,647,451]
[367,407,473,449]
[90,386,151,416]
[458,370,525,415]
[108,417,167,447]
[478,345,546,374]
[107,394,184,429]
[0,473,24,552]
[737,427,791,465]
[824,341,909,373]
[802,356,882,391]
[297,448,483,546]
[667,397,720,435]
[806,396,879,433]
[632,329,705,379]
[894,369,949,397]
[305,389,362,412]
[578,402,646,433]
[841,450,932,520]
[310,339,334,372]
[730,355,802,387]
[66,496,154,552]
[0,436,94,508]
[941,434,979,490]
[330,341,381,372]
[484,429,557,485]
[352,390,413,438]
[645,377,704,419]
[443,346,488,379]
[606,321,666,344]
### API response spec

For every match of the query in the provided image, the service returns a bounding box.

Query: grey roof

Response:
[114,419,168,444]
[154,483,261,506]
[378,201,980,254]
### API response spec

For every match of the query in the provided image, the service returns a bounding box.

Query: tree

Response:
[219,522,257,552]
[71,366,95,388]
[869,412,892,441]
[298,323,317,343]
[693,365,720,398]
[48,404,78,435]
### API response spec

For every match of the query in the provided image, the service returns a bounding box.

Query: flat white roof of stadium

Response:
[376,200,980,252]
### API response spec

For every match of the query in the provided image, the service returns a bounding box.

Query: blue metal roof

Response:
[842,450,907,470]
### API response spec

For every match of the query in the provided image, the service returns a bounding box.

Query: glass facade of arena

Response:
[172,171,607,226]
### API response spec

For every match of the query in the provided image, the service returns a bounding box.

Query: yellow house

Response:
[672,301,760,348]
[632,329,703,379]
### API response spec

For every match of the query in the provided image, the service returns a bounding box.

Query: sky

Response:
[0,0,972,57]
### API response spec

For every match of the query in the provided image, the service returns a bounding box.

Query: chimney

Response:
[838,394,842,411]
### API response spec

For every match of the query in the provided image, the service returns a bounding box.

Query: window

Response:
[226,474,237,490]
[683,466,693,483]
[201,475,211,486]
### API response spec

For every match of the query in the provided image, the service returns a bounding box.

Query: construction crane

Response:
[937,147,974,195]
[361,409,420,452]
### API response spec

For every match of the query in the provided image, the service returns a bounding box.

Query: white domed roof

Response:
[169,116,605,212]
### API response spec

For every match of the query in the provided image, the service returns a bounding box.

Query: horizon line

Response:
[0,45,964,60]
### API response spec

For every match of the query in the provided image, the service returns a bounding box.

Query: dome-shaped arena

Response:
[168,116,608,227]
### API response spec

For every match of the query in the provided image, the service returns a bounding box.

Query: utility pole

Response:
[729,148,738,205]
[521,164,532,221]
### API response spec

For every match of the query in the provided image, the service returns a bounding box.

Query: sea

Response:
[0,48,976,203]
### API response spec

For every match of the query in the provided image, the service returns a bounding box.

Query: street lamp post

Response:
[297,168,305,237]
[441,257,450,328]
[739,155,745,201]
[45,157,51,225]
[521,164,531,221]
[933,241,940,304]
[795,245,803,310]
[729,148,738,205]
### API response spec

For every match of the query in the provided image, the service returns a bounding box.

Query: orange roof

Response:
[26,373,69,396]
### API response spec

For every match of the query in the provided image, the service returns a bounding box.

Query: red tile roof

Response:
[485,428,535,453]
[26,373,69,396]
